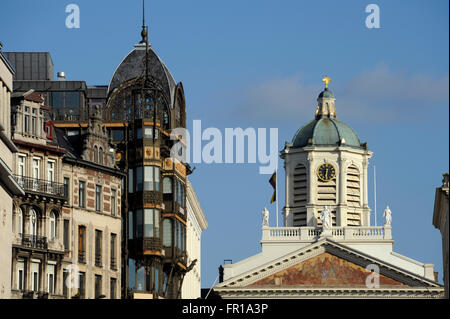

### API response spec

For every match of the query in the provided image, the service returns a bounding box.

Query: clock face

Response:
[317,163,336,182]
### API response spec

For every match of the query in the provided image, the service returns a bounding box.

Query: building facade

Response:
[4,19,206,299]
[57,107,124,299]
[182,180,208,299]
[433,173,449,298]
[0,44,24,299]
[214,79,444,298]
[10,90,67,299]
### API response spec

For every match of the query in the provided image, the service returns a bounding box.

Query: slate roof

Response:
[107,44,176,107]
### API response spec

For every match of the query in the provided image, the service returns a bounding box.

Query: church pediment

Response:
[249,252,405,288]
[217,239,440,290]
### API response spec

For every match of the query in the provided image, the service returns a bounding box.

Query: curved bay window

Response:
[128,259,163,295]
[144,166,160,191]
[139,209,160,238]
[106,80,170,125]
[162,219,172,247]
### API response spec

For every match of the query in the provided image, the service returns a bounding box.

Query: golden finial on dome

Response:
[322,75,331,89]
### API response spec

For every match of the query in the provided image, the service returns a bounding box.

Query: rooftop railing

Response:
[262,225,392,242]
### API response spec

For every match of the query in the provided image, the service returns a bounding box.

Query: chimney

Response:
[57,72,66,80]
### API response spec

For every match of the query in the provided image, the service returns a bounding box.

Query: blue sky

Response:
[1,0,448,289]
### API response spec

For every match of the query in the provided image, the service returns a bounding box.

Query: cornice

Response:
[186,179,208,230]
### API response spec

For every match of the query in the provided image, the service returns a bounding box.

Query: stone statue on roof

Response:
[262,207,269,227]
[320,206,332,230]
[383,206,392,226]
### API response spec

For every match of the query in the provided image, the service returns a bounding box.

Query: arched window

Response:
[162,219,172,247]
[29,208,37,236]
[163,110,169,130]
[99,147,104,165]
[163,177,172,194]
[17,207,23,235]
[49,211,56,240]
[94,146,98,163]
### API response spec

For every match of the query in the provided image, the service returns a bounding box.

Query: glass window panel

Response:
[163,219,172,246]
[136,167,143,191]
[128,168,134,193]
[65,92,80,108]
[155,209,160,237]
[79,181,85,207]
[136,209,143,238]
[111,189,116,216]
[163,177,172,194]
[144,209,153,237]
[51,92,64,108]
[128,211,133,240]
[136,266,145,291]
[49,211,56,240]
[154,266,159,294]
[144,166,153,191]
[155,167,160,191]
[128,259,136,290]
[95,185,102,211]
[64,219,69,249]
[136,128,142,139]
[112,129,124,141]
[144,128,152,139]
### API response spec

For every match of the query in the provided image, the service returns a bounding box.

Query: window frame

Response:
[78,180,86,208]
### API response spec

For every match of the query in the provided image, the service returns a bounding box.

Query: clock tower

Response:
[281,77,373,227]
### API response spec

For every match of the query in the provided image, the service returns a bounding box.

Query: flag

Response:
[269,171,276,203]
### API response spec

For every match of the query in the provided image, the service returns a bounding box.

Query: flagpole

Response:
[276,167,279,227]
[374,165,377,226]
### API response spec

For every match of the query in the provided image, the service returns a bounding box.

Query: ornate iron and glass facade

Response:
[106,34,191,298]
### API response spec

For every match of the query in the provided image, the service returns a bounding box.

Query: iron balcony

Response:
[15,175,68,199]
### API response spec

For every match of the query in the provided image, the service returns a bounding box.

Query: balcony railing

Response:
[78,251,86,264]
[95,254,102,267]
[21,234,48,249]
[110,258,117,270]
[15,175,67,198]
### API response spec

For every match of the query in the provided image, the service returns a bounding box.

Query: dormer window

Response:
[24,107,30,134]
[32,108,37,136]
[44,121,53,139]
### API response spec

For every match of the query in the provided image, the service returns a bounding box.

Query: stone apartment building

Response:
[0,44,24,299]
[9,90,67,298]
[57,107,124,299]
[8,88,123,299]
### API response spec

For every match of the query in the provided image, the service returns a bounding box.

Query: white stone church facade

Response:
[214,78,444,298]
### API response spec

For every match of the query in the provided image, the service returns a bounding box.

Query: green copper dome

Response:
[292,118,363,149]
[318,88,334,99]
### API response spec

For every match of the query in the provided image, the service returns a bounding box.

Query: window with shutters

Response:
[346,165,361,225]
[292,163,307,226]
